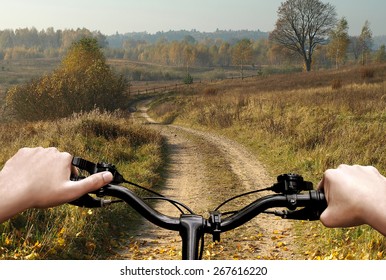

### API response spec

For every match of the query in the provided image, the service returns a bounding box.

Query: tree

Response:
[232,39,253,79]
[183,44,196,74]
[375,45,386,63]
[270,0,337,72]
[349,36,362,61]
[359,20,373,65]
[327,17,350,69]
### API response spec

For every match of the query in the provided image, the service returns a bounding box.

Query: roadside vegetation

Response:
[6,38,128,121]
[148,63,386,259]
[0,38,164,259]
[0,110,163,259]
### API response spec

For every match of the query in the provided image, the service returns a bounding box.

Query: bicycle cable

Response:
[213,187,272,212]
[121,179,195,214]
[142,197,195,214]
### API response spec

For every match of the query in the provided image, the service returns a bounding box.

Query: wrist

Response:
[0,172,31,223]
[363,180,386,235]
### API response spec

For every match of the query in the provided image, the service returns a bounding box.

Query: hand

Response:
[318,164,386,235]
[0,147,113,223]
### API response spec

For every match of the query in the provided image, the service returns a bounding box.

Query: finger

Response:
[64,172,113,202]
[317,177,324,191]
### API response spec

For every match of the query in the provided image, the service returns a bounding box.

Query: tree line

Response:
[0,1,385,72]
[0,27,107,59]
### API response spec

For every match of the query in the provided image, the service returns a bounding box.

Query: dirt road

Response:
[118,100,301,260]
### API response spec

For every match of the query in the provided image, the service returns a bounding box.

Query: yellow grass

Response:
[0,110,163,259]
[149,64,386,259]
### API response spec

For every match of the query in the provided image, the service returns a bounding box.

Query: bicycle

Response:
[70,157,327,260]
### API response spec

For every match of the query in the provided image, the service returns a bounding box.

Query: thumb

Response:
[67,172,113,200]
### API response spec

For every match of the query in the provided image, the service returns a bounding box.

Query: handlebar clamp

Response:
[209,211,222,242]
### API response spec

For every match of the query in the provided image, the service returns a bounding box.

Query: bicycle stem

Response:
[179,215,206,260]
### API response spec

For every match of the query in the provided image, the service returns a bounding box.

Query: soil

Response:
[116,99,302,260]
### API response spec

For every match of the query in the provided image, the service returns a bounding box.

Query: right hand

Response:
[318,164,386,235]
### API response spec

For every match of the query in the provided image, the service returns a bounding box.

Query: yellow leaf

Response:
[57,237,65,247]
[58,228,65,236]
[5,237,11,245]
[25,252,39,260]
[32,241,42,250]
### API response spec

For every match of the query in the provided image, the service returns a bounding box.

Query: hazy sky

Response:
[2,0,385,36]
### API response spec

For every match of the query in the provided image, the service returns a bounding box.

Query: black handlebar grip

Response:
[310,190,327,212]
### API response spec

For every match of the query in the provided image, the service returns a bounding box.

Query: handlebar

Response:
[70,157,327,260]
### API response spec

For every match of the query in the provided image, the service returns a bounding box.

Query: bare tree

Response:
[270,0,337,72]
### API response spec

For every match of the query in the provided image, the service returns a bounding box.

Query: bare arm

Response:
[0,147,112,223]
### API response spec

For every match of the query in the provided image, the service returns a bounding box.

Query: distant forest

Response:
[0,27,385,69]
[107,29,269,47]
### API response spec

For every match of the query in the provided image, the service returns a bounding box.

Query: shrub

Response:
[183,73,193,84]
[360,67,375,80]
[6,37,128,121]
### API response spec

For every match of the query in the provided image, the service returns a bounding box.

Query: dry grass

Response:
[0,110,164,259]
[149,63,386,259]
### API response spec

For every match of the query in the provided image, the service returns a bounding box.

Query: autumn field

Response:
[1,54,386,259]
[148,63,386,259]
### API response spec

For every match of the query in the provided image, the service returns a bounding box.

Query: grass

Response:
[148,63,386,259]
[1,56,386,259]
[0,109,164,259]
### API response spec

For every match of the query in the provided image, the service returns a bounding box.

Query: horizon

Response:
[2,0,386,36]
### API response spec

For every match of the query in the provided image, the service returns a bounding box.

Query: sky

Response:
[2,0,386,36]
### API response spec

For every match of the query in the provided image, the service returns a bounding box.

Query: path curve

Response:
[118,99,300,260]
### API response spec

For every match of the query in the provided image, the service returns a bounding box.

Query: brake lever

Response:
[70,193,114,208]
[69,157,125,208]
[272,207,323,221]
[71,157,125,185]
